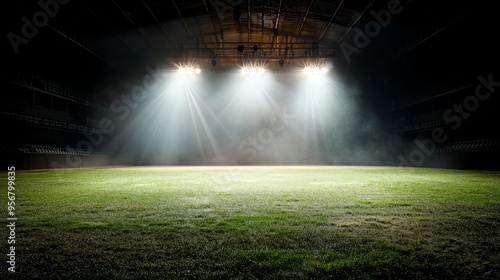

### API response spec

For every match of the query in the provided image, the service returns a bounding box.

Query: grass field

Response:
[2,166,500,279]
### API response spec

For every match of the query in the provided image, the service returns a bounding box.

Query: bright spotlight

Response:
[240,65,266,77]
[303,65,328,76]
[177,66,201,76]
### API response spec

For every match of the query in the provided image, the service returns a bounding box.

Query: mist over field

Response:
[108,70,406,166]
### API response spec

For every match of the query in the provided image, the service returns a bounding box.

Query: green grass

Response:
[2,166,500,279]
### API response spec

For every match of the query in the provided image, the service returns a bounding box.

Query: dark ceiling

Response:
[4,0,499,96]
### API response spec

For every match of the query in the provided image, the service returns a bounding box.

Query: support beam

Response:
[382,11,469,67]
[47,25,115,68]
[143,0,174,43]
[111,0,154,48]
[171,0,194,41]
[274,0,283,30]
[318,0,345,42]
[261,1,264,42]
[272,0,283,54]
[247,0,251,44]
[253,26,329,46]
[149,41,337,61]
[297,0,315,37]
[111,0,136,26]
[202,0,219,45]
[85,7,134,51]
[208,0,226,55]
[336,0,372,46]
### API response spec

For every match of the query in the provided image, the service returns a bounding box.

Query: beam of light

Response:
[119,64,394,166]
[185,87,224,159]
[288,70,342,163]
[160,75,225,161]
[114,72,227,165]
[216,70,318,165]
[214,70,282,146]
[114,65,372,166]
[218,70,276,120]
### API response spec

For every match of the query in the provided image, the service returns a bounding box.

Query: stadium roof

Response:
[4,0,498,91]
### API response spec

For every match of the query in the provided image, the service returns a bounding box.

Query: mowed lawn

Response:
[3,166,500,279]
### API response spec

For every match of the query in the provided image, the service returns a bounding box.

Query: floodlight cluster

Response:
[178,67,201,76]
[303,66,328,76]
[240,67,266,77]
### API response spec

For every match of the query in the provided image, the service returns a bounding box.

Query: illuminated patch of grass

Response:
[1,166,499,279]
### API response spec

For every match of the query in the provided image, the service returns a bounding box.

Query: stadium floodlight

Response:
[177,66,201,76]
[241,65,266,77]
[303,65,329,76]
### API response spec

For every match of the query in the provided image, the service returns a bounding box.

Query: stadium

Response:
[2,0,499,279]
